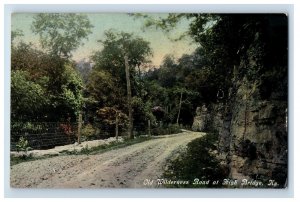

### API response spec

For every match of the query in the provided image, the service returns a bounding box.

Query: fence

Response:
[10,118,182,151]
[11,122,79,150]
[10,120,148,151]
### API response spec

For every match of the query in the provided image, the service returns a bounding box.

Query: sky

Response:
[11,13,198,66]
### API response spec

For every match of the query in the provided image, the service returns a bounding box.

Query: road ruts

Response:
[10,130,204,188]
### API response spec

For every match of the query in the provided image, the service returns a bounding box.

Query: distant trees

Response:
[144,53,201,126]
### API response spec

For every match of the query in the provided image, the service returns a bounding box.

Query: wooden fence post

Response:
[115,114,119,141]
[148,119,151,136]
[77,112,82,144]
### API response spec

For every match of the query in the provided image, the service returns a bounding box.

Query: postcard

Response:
[10,13,288,189]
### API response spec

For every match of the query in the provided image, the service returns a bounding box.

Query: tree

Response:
[92,30,152,139]
[11,41,84,122]
[32,13,93,58]
[92,30,152,81]
[59,63,84,117]
[137,14,286,100]
[155,55,178,88]
[85,68,126,123]
[96,107,128,132]
[172,87,198,125]
[11,29,23,46]
[11,70,49,121]
[123,54,134,138]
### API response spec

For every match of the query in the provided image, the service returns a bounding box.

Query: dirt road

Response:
[10,130,204,188]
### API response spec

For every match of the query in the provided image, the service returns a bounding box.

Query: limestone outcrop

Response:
[192,105,209,132]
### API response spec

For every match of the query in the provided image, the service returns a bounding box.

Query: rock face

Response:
[193,49,287,188]
[192,105,209,132]
[217,78,288,186]
[193,79,288,187]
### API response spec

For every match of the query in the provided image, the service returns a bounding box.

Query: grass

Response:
[10,153,59,166]
[163,132,228,188]
[59,136,151,155]
[10,136,151,166]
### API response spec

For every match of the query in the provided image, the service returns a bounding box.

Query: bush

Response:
[81,123,96,140]
[15,136,32,159]
[151,124,181,136]
[16,136,32,153]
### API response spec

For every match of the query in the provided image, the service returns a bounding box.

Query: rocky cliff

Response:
[192,28,288,188]
[217,77,287,187]
[192,78,287,187]
[192,105,209,132]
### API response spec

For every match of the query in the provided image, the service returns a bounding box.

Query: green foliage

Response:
[188,14,287,101]
[11,137,151,165]
[91,30,152,86]
[81,123,96,139]
[145,81,169,105]
[151,124,181,136]
[144,67,200,125]
[11,29,24,46]
[60,64,84,114]
[86,69,125,108]
[11,41,66,80]
[150,54,182,88]
[11,70,49,119]
[99,30,152,66]
[132,13,188,41]
[10,14,287,149]
[96,107,128,127]
[87,30,153,133]
[11,25,86,122]
[131,96,153,128]
[80,145,90,155]
[32,13,93,58]
[142,13,185,32]
[144,101,156,122]
[163,133,228,188]
[91,30,152,108]
[139,13,287,104]
[11,42,84,122]
[60,136,151,156]
[16,136,32,153]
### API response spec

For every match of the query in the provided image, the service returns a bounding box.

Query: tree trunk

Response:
[176,91,183,125]
[124,54,134,139]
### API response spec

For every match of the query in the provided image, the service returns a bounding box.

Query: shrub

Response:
[151,124,181,136]
[81,123,96,139]
[16,136,32,153]
[15,136,32,159]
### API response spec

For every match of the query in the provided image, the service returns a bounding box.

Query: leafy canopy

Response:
[93,30,152,72]
[32,13,93,58]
